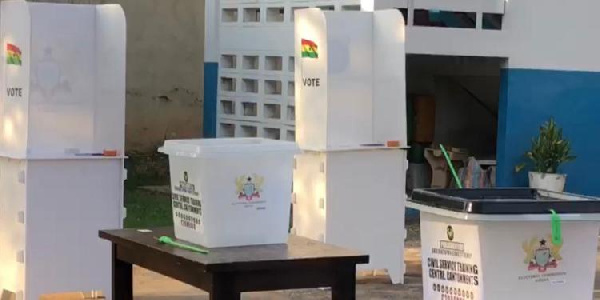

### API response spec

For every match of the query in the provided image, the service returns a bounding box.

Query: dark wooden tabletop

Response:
[99,227,369,273]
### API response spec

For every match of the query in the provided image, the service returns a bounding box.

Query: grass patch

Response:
[123,150,173,228]
[125,151,170,189]
[124,188,173,228]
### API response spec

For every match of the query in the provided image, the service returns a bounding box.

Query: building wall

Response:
[205,0,362,140]
[28,0,206,152]
[203,0,219,137]
[205,0,600,194]
[497,69,600,195]
[370,0,600,195]
[496,0,600,195]
[503,0,600,72]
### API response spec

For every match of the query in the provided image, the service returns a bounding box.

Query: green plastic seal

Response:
[549,209,563,246]
[158,236,209,254]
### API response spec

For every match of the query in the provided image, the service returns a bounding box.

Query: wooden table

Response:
[99,228,369,300]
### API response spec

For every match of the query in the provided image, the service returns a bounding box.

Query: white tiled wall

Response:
[216,0,360,139]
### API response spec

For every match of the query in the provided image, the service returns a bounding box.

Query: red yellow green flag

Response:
[301,39,318,59]
[7,43,22,66]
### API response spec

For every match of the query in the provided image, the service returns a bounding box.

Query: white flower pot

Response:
[528,172,566,193]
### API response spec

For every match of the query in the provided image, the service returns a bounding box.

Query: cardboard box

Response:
[1,290,16,300]
[39,291,105,300]
[424,148,468,188]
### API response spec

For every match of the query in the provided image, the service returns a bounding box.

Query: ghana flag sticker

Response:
[7,43,22,66]
[301,39,318,59]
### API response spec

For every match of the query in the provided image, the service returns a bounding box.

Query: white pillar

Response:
[204,0,219,63]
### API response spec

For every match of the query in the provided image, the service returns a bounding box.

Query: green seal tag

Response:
[158,236,209,254]
[549,209,563,246]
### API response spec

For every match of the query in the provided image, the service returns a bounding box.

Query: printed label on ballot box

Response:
[172,170,203,232]
[421,221,483,300]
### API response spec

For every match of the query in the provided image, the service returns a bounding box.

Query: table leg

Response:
[332,265,356,300]
[209,273,240,300]
[112,244,133,300]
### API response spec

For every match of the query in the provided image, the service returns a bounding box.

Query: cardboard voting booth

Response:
[294,9,407,151]
[293,9,408,284]
[410,189,600,300]
[293,147,408,283]
[0,1,125,158]
[0,1,126,299]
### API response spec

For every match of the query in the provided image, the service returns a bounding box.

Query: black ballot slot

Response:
[411,188,600,215]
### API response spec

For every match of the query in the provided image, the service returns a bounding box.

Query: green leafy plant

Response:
[515,118,575,174]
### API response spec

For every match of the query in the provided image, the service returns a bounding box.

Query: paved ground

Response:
[134,247,423,300]
[130,218,600,299]
[127,188,600,299]
[132,244,600,299]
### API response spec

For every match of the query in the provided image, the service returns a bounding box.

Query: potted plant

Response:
[516,118,575,192]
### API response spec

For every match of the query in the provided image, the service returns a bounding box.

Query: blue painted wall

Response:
[203,62,219,138]
[497,68,600,196]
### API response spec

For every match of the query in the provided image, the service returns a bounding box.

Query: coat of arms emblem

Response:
[447,225,455,241]
[235,174,264,201]
[522,236,563,272]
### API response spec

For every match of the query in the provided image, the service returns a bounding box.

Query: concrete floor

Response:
[133,246,600,299]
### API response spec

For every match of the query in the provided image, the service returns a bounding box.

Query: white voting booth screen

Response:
[0,1,126,299]
[293,9,409,285]
[294,8,407,150]
[0,0,125,159]
[293,148,408,283]
[0,0,30,158]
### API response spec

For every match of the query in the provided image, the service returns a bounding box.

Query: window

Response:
[243,8,260,22]
[267,8,285,22]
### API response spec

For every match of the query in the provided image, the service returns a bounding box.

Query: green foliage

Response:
[124,189,173,229]
[516,118,575,174]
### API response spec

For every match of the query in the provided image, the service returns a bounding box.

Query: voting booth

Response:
[0,1,126,299]
[294,9,407,150]
[292,8,408,284]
